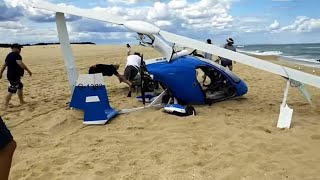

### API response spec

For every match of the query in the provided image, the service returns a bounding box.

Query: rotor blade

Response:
[31,0,125,25]
[159,30,320,89]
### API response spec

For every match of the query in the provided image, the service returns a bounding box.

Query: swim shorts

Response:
[221,60,232,67]
[124,65,139,81]
[8,80,23,93]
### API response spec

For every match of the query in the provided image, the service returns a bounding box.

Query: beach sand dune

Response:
[0,45,319,180]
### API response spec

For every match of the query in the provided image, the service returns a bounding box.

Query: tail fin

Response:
[70,73,118,125]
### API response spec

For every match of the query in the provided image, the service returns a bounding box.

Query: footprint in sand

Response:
[127,126,144,130]
[310,135,320,140]
[94,170,108,176]
[195,161,207,167]
[41,166,50,173]
[52,157,68,166]
[291,148,304,155]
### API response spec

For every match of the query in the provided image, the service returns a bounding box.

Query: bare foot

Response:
[20,101,27,105]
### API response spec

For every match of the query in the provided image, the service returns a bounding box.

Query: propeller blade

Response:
[159,30,320,89]
[140,54,146,106]
[31,0,125,25]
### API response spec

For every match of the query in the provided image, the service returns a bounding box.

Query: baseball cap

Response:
[10,43,23,50]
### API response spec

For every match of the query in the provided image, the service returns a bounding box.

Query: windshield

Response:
[220,66,241,83]
[197,64,241,83]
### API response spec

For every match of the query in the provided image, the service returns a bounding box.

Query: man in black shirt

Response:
[88,64,133,97]
[0,44,32,109]
[89,64,119,76]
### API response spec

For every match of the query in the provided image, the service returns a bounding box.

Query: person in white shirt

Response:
[125,52,141,71]
[123,52,142,97]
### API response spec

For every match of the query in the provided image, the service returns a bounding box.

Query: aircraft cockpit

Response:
[196,65,237,103]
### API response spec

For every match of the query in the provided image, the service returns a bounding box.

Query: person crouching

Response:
[88,64,133,97]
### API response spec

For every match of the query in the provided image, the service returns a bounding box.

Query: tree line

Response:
[0,42,95,48]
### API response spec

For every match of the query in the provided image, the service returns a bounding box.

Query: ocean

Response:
[236,43,320,68]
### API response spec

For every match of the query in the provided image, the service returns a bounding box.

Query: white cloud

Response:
[3,0,28,8]
[107,0,148,4]
[154,20,172,27]
[174,0,234,30]
[280,16,320,32]
[4,0,81,22]
[147,2,171,20]
[269,20,280,30]
[3,0,285,45]
[0,25,58,43]
[168,0,187,9]
[0,21,26,30]
[238,26,265,33]
[240,17,265,23]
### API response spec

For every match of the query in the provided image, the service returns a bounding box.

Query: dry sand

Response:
[0,45,319,180]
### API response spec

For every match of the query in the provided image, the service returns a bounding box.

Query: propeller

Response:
[140,54,146,106]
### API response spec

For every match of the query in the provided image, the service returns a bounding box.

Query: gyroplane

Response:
[30,0,320,128]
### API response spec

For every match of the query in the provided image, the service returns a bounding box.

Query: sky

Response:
[0,0,320,45]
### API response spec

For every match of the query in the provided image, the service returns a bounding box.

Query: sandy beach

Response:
[0,45,319,180]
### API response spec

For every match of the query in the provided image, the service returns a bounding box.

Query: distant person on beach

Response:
[203,39,213,61]
[88,64,133,96]
[317,59,320,62]
[202,39,215,83]
[126,44,132,56]
[0,44,32,109]
[0,116,16,180]
[220,38,237,71]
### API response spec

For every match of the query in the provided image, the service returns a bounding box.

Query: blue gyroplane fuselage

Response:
[146,55,248,105]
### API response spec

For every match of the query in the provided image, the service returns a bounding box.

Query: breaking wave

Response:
[238,50,283,56]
